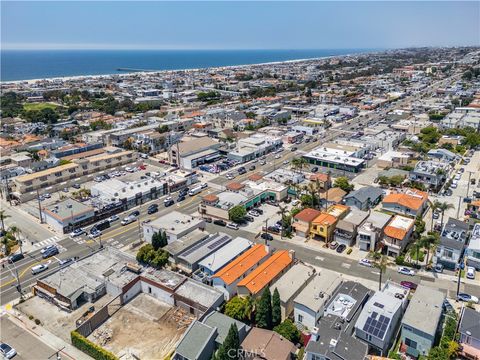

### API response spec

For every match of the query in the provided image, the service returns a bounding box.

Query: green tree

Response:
[427,347,448,360]
[437,202,455,229]
[158,125,169,133]
[255,288,272,329]
[333,177,354,193]
[216,324,240,360]
[420,233,439,266]
[0,210,10,234]
[272,288,281,327]
[224,296,253,323]
[370,252,389,291]
[273,319,301,344]
[229,206,247,223]
[151,232,162,251]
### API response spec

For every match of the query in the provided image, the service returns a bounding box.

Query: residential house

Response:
[237,250,294,298]
[333,209,369,247]
[427,148,459,163]
[292,208,322,238]
[305,281,372,360]
[241,327,296,360]
[355,281,409,356]
[382,188,428,218]
[319,187,347,208]
[311,205,350,242]
[434,217,469,270]
[356,212,392,252]
[272,263,315,320]
[344,186,384,211]
[293,269,342,330]
[383,215,416,257]
[466,223,480,270]
[458,307,480,360]
[212,244,270,300]
[400,285,445,357]
[309,173,331,190]
[408,161,449,190]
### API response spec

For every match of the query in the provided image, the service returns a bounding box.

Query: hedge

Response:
[71,331,118,360]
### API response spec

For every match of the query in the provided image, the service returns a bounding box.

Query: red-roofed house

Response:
[293,208,322,238]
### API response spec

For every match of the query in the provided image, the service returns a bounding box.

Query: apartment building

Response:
[12,148,137,202]
[408,161,449,190]
[383,215,415,257]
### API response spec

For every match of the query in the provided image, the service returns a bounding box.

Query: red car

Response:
[400,281,418,291]
[139,165,146,170]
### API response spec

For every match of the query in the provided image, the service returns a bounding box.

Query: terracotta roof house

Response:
[226,181,246,191]
[383,215,415,257]
[382,189,428,217]
[237,250,294,298]
[241,327,296,360]
[292,208,322,238]
[212,244,270,300]
[319,187,347,206]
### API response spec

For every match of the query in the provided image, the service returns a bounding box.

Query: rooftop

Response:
[164,230,210,256]
[383,188,428,211]
[384,215,415,240]
[198,237,253,273]
[175,279,224,309]
[272,263,314,303]
[402,285,444,335]
[178,232,232,265]
[294,269,342,313]
[42,198,94,222]
[148,211,204,235]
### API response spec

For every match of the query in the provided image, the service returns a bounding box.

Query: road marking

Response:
[315,256,325,261]
[0,259,50,288]
[33,236,61,247]
[371,271,380,275]
[341,263,351,269]
[112,240,119,246]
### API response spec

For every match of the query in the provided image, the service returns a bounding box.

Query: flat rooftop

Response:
[272,263,313,302]
[148,211,204,235]
[198,237,253,273]
[42,198,94,222]
[178,232,232,265]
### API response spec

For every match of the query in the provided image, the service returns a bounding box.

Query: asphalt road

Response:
[0,315,59,360]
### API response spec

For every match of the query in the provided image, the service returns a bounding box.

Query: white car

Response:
[226,223,239,230]
[89,230,102,239]
[125,167,135,173]
[31,263,49,275]
[201,183,208,189]
[108,215,119,222]
[359,259,373,267]
[454,174,462,180]
[70,228,85,237]
[164,196,173,203]
[121,216,135,225]
[274,154,281,159]
[466,266,476,280]
[0,343,17,359]
[397,266,415,276]
[248,210,260,217]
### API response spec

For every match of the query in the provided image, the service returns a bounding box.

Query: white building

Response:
[143,211,205,244]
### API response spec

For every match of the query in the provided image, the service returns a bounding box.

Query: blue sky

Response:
[2,1,479,50]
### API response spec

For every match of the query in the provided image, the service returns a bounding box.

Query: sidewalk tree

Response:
[0,210,10,234]
[273,319,301,344]
[272,288,281,327]
[255,288,272,329]
[229,206,246,223]
[333,177,354,193]
[224,296,252,323]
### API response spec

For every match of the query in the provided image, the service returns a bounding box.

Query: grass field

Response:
[23,102,59,111]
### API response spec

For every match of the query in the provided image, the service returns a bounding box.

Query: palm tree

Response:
[305,181,321,210]
[370,252,389,291]
[290,157,308,174]
[1,236,11,256]
[419,234,439,267]
[437,201,455,229]
[8,225,22,254]
[0,210,10,235]
[277,205,289,239]
[430,200,442,231]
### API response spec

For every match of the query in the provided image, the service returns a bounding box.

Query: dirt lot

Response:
[88,293,194,360]
[15,294,114,342]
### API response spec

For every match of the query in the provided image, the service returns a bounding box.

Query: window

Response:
[405,338,417,349]
[148,287,152,294]
[55,172,62,177]
[444,249,454,259]
[298,314,303,322]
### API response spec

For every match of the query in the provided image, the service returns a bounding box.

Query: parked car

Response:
[267,226,280,234]
[8,253,24,263]
[244,215,255,222]
[31,263,49,275]
[311,167,319,173]
[248,210,260,217]
[213,219,227,227]
[443,299,454,313]
[359,258,373,267]
[177,195,186,202]
[254,208,264,215]
[434,263,444,273]
[457,293,479,304]
[432,211,440,219]
[108,215,119,222]
[201,183,208,189]
[204,217,213,223]
[261,233,273,241]
[0,343,17,359]
[400,281,418,291]
[336,244,347,253]
[329,241,339,250]
[249,165,256,171]
[226,223,239,230]
[397,266,415,276]
[72,183,81,189]
[70,228,85,237]
[466,266,476,280]
[59,257,77,266]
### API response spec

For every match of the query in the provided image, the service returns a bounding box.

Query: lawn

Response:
[23,102,59,111]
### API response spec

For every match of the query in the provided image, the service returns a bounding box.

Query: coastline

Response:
[1,49,376,85]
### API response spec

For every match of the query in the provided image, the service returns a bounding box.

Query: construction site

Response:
[88,293,195,359]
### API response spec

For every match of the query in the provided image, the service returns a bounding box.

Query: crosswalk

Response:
[33,236,61,248]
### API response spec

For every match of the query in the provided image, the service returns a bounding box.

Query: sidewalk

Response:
[3,298,92,360]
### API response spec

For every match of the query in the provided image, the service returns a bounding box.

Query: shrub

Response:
[34,319,41,325]
[71,331,118,360]
[395,256,405,265]
[28,315,34,320]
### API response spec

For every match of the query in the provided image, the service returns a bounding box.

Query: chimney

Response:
[311,327,320,342]
[288,249,295,260]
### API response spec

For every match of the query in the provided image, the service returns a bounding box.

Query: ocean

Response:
[1,49,372,82]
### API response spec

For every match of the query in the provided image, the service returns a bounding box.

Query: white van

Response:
[31,263,49,275]
[188,186,203,196]
[466,266,476,280]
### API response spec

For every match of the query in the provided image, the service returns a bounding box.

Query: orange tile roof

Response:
[212,244,269,285]
[294,208,322,223]
[309,173,330,182]
[237,250,292,295]
[248,173,263,182]
[202,194,219,202]
[383,189,428,211]
[313,213,337,226]
[226,182,245,191]
[384,226,408,240]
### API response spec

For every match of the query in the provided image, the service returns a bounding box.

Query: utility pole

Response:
[36,189,44,223]
[456,261,464,299]
[466,171,473,198]
[6,262,22,299]
[456,196,462,219]
[264,218,268,245]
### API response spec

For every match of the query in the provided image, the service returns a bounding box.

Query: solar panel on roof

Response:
[372,311,378,319]
[180,234,230,257]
